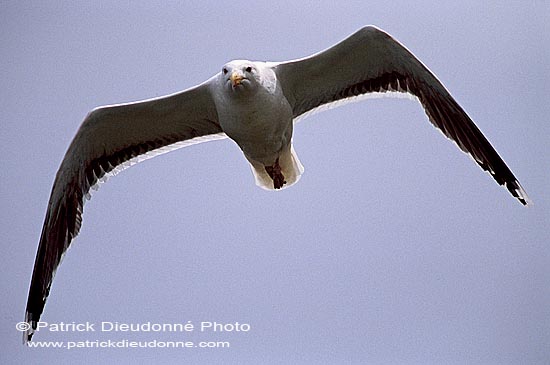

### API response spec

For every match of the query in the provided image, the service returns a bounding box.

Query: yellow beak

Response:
[230,71,244,86]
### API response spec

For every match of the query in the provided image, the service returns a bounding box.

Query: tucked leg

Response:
[265,158,287,189]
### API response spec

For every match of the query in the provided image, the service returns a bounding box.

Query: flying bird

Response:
[24,25,531,342]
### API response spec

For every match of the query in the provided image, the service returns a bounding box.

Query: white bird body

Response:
[211,60,303,189]
[24,26,531,343]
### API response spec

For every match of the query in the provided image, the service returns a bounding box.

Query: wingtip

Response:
[508,180,532,207]
[22,312,35,345]
[516,185,533,207]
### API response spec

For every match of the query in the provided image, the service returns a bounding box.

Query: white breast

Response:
[212,70,294,164]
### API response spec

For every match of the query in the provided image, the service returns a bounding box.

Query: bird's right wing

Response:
[25,79,225,342]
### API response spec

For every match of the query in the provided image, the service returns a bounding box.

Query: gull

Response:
[24,25,531,342]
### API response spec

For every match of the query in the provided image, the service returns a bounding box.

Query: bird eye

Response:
[222,68,228,74]
[245,66,253,73]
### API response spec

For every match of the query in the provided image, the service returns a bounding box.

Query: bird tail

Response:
[248,144,304,190]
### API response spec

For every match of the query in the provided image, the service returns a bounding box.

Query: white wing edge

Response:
[86,132,228,200]
[291,86,533,206]
[293,89,418,124]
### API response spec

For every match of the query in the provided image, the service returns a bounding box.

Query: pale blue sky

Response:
[2,2,549,364]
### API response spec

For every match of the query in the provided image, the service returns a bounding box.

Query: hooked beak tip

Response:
[230,72,244,86]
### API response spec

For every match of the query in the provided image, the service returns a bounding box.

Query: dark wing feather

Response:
[25,81,224,342]
[274,26,530,205]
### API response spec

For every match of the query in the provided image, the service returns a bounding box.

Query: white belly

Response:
[217,91,294,165]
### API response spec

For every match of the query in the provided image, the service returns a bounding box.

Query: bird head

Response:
[221,60,259,92]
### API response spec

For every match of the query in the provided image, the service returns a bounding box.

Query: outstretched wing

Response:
[273,26,530,205]
[25,80,225,342]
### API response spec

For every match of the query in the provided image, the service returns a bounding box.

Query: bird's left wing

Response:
[25,80,225,342]
[273,26,530,205]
